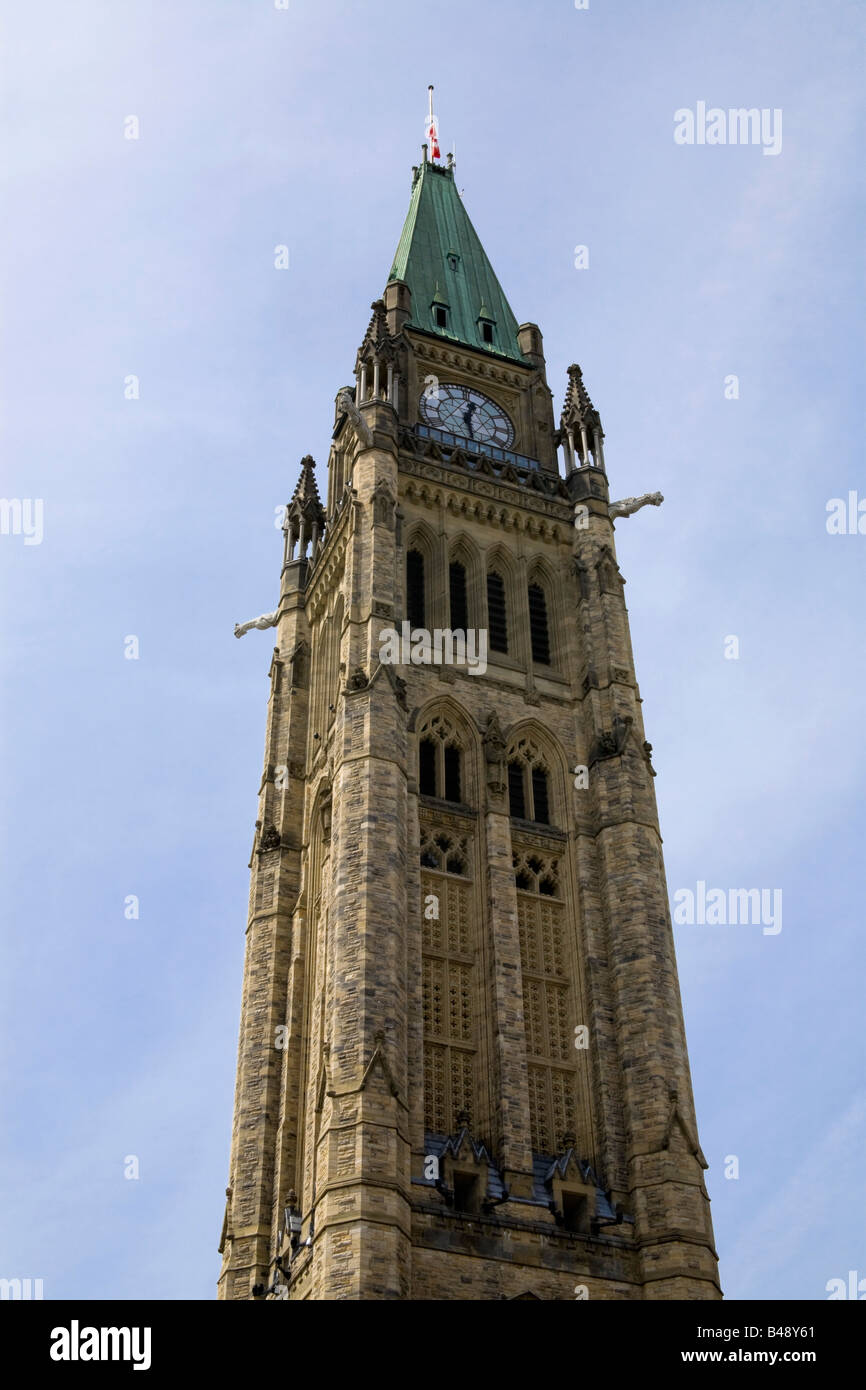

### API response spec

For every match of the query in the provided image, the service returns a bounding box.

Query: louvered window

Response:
[487,571,508,652]
[444,746,461,804]
[407,549,425,629]
[531,767,550,825]
[528,583,550,664]
[419,738,437,797]
[449,561,468,631]
[508,762,526,819]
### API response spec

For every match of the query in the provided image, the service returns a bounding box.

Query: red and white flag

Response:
[427,85,440,159]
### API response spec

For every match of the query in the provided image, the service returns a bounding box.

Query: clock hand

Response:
[462,403,476,437]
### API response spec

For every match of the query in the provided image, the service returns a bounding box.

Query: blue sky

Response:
[1,0,863,1301]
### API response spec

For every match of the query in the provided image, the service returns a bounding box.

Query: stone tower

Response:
[217,150,721,1301]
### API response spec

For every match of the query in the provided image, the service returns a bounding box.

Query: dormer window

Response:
[446,250,460,272]
[477,304,496,346]
[431,284,450,331]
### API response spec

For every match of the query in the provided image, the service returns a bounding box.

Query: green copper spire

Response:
[387,160,527,363]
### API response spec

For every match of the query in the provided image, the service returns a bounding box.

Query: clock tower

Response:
[217,145,721,1301]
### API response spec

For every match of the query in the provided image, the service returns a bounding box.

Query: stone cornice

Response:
[400,457,571,539]
[408,331,534,386]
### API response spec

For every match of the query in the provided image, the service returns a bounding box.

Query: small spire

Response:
[562,363,600,429]
[365,298,388,342]
[289,455,324,511]
[287,455,326,563]
[561,364,605,471]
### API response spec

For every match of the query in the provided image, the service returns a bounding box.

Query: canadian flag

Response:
[426,86,440,160]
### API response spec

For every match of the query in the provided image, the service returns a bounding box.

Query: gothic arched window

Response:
[487,570,508,653]
[327,595,344,727]
[420,829,469,877]
[407,549,426,630]
[418,713,463,805]
[512,850,561,898]
[528,582,550,665]
[507,736,553,826]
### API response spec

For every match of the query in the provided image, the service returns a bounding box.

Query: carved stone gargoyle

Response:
[336,387,373,448]
[608,491,663,520]
[259,824,281,852]
[588,713,633,767]
[234,610,278,639]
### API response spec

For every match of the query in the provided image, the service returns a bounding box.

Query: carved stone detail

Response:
[400,455,570,524]
[609,491,663,519]
[320,790,333,842]
[259,824,281,852]
[573,558,592,601]
[588,714,633,767]
[482,711,507,803]
[336,387,373,448]
[595,546,623,595]
[235,609,278,639]
[370,480,397,530]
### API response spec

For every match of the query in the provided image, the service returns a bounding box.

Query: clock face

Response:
[420,384,514,449]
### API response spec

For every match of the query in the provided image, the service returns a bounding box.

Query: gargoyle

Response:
[337,388,373,448]
[608,491,664,519]
[259,824,281,851]
[234,610,278,639]
[589,713,634,765]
